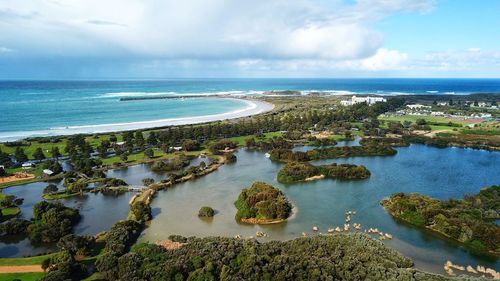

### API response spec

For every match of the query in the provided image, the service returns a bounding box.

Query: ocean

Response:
[1,78,499,141]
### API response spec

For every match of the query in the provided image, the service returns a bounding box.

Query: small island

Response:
[277,162,371,184]
[198,206,215,217]
[235,181,292,224]
[269,144,397,162]
[381,186,500,255]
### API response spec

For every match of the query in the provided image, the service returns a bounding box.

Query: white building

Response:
[341,96,387,106]
[43,169,54,176]
[406,104,431,110]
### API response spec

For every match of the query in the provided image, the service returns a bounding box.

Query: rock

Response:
[256,231,267,237]
[313,226,319,231]
[466,265,477,274]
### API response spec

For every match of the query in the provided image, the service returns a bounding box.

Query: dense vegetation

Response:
[234,181,292,223]
[95,220,144,279]
[151,155,190,172]
[270,144,397,162]
[277,162,370,183]
[382,186,500,255]
[1,201,80,244]
[28,201,81,243]
[98,234,465,281]
[130,201,152,222]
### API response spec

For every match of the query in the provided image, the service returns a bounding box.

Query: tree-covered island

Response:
[382,186,500,255]
[234,181,292,224]
[270,144,397,162]
[277,161,370,184]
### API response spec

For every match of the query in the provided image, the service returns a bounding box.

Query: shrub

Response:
[235,181,292,222]
[198,206,215,217]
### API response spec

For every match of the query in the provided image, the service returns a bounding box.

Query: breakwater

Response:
[119,94,231,101]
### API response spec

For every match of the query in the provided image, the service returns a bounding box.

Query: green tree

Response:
[50,146,62,159]
[0,148,12,167]
[57,234,95,256]
[135,131,145,148]
[43,184,59,194]
[147,132,158,146]
[415,119,427,125]
[120,153,129,162]
[142,178,154,186]
[131,202,151,222]
[15,147,28,162]
[183,139,200,151]
[143,148,154,159]
[33,147,46,161]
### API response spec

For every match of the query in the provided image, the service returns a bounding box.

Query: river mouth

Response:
[1,144,499,276]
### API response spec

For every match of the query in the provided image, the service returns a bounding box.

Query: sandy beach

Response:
[0,98,274,142]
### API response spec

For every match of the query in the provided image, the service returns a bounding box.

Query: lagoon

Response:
[141,144,500,275]
[1,143,499,275]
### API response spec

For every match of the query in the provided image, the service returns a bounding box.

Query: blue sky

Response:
[0,0,498,79]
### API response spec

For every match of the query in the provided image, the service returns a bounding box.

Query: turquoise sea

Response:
[1,79,500,141]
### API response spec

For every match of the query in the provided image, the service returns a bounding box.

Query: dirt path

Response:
[425,129,453,137]
[0,265,43,273]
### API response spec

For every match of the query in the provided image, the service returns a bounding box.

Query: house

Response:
[430,111,445,116]
[115,141,126,149]
[43,169,54,176]
[437,102,448,106]
[21,162,33,169]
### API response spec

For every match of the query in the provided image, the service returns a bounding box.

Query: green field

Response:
[0,272,45,281]
[0,134,125,161]
[379,115,474,126]
[223,131,283,146]
[0,254,55,266]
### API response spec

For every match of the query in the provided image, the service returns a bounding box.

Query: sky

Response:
[0,0,499,79]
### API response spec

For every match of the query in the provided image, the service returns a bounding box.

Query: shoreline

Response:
[0,98,274,142]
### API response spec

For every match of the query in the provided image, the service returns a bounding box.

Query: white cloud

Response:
[418,49,500,71]
[0,0,433,61]
[360,48,408,70]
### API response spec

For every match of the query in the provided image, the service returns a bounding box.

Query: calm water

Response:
[0,158,210,257]
[1,145,499,274]
[140,144,500,274]
[1,79,500,140]
[0,179,132,258]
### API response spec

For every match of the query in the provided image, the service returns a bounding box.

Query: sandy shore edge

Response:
[0,98,274,142]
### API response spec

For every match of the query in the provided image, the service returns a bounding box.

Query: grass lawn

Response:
[379,115,473,126]
[100,149,169,166]
[0,254,56,266]
[0,141,66,160]
[1,207,20,216]
[223,131,283,146]
[0,272,45,281]
[0,166,45,189]
[461,129,500,136]
[42,191,80,200]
